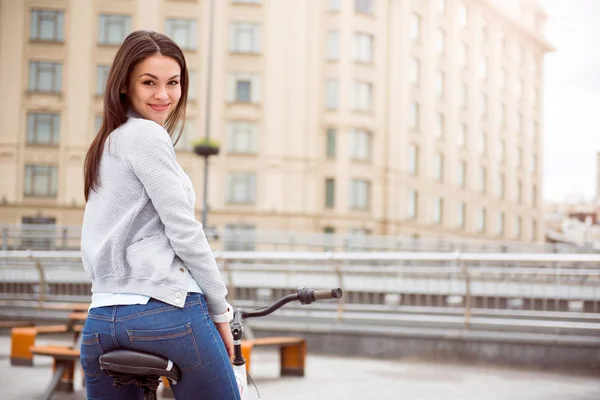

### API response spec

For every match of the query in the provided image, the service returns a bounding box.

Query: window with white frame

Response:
[407,190,418,219]
[498,139,505,163]
[325,178,335,208]
[409,58,420,85]
[98,14,131,45]
[516,147,522,168]
[531,154,537,173]
[408,144,418,175]
[329,0,341,11]
[432,196,443,224]
[436,71,445,98]
[517,179,522,204]
[326,79,338,110]
[410,13,421,41]
[29,61,62,93]
[409,102,420,129]
[230,22,261,53]
[349,129,372,161]
[166,19,197,50]
[479,166,486,193]
[531,219,537,241]
[500,103,506,126]
[30,9,64,42]
[532,121,538,141]
[457,202,465,227]
[436,0,446,13]
[327,31,339,61]
[478,131,486,154]
[27,113,60,145]
[188,69,197,100]
[457,160,466,188]
[436,29,446,54]
[480,93,487,117]
[480,18,488,42]
[352,81,372,111]
[229,73,260,103]
[459,4,468,27]
[96,64,110,95]
[228,122,258,154]
[458,123,466,148]
[355,32,373,63]
[435,112,444,138]
[355,0,374,15]
[516,78,523,99]
[497,212,505,236]
[349,179,371,210]
[459,83,467,109]
[434,152,443,182]
[514,216,521,239]
[476,207,486,233]
[480,56,488,79]
[459,43,468,67]
[24,164,57,197]
[226,172,256,204]
[498,173,505,199]
[532,184,538,207]
[517,112,523,133]
[326,129,336,159]
[500,68,507,90]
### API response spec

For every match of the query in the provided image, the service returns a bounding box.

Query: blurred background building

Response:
[0,0,552,242]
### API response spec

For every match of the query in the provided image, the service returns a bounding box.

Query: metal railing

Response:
[1,250,599,340]
[1,223,596,254]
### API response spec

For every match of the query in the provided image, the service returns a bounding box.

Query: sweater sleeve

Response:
[125,120,228,315]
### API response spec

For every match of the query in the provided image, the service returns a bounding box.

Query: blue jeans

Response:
[80,293,240,400]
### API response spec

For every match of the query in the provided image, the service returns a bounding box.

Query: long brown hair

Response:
[84,30,188,201]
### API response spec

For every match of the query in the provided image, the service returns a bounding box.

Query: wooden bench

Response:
[241,336,306,377]
[30,345,81,399]
[10,324,82,366]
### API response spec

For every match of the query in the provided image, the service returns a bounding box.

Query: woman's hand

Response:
[214,321,234,360]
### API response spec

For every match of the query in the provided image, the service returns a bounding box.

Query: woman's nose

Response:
[154,87,169,101]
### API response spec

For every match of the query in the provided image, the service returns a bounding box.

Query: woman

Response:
[80,30,240,399]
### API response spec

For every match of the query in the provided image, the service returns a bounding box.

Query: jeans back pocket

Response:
[80,332,105,378]
[127,323,201,371]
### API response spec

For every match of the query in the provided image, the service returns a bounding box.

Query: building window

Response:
[352,81,372,111]
[228,122,258,154]
[408,144,418,175]
[223,224,256,251]
[329,0,341,11]
[166,19,197,50]
[476,208,486,233]
[500,68,507,90]
[459,42,468,68]
[409,102,420,129]
[499,173,505,199]
[226,173,256,204]
[432,197,443,225]
[354,32,373,63]
[96,64,110,95]
[531,154,537,173]
[326,129,336,159]
[458,123,467,148]
[517,179,522,204]
[327,31,339,61]
[480,56,488,80]
[409,58,420,86]
[435,112,445,139]
[350,179,371,210]
[407,190,418,219]
[480,18,488,42]
[229,73,260,103]
[30,9,64,42]
[498,139,505,163]
[326,79,338,110]
[325,178,335,208]
[459,83,467,109]
[478,131,486,155]
[434,153,444,182]
[516,147,522,168]
[531,219,537,241]
[98,14,131,45]
[500,103,506,126]
[514,216,521,239]
[355,0,374,15]
[480,93,487,117]
[436,71,445,98]
[27,113,60,145]
[230,23,261,53]
[436,0,446,13]
[436,29,446,54]
[479,166,486,193]
[349,129,372,161]
[457,160,466,188]
[410,13,421,41]
[29,61,62,93]
[24,165,57,197]
[532,185,538,208]
[498,212,505,236]
[457,202,465,228]
[532,121,538,141]
[458,4,468,27]
[516,78,523,99]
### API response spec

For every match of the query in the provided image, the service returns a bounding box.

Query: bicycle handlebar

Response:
[240,287,343,320]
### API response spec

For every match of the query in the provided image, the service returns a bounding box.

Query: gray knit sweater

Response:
[81,113,228,315]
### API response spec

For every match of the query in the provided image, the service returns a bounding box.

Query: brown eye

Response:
[168,80,180,86]
[142,80,155,86]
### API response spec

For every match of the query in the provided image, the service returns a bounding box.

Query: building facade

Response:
[0,0,552,241]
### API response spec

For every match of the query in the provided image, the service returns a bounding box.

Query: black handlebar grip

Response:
[313,288,343,300]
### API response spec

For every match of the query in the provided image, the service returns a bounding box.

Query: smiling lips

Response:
[149,103,169,112]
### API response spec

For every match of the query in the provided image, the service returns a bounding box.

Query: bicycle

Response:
[98,287,343,399]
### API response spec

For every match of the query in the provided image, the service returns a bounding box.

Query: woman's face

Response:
[125,54,182,126]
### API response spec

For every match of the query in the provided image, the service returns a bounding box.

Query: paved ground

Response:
[0,333,599,400]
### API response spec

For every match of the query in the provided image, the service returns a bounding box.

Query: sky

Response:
[540,0,600,203]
